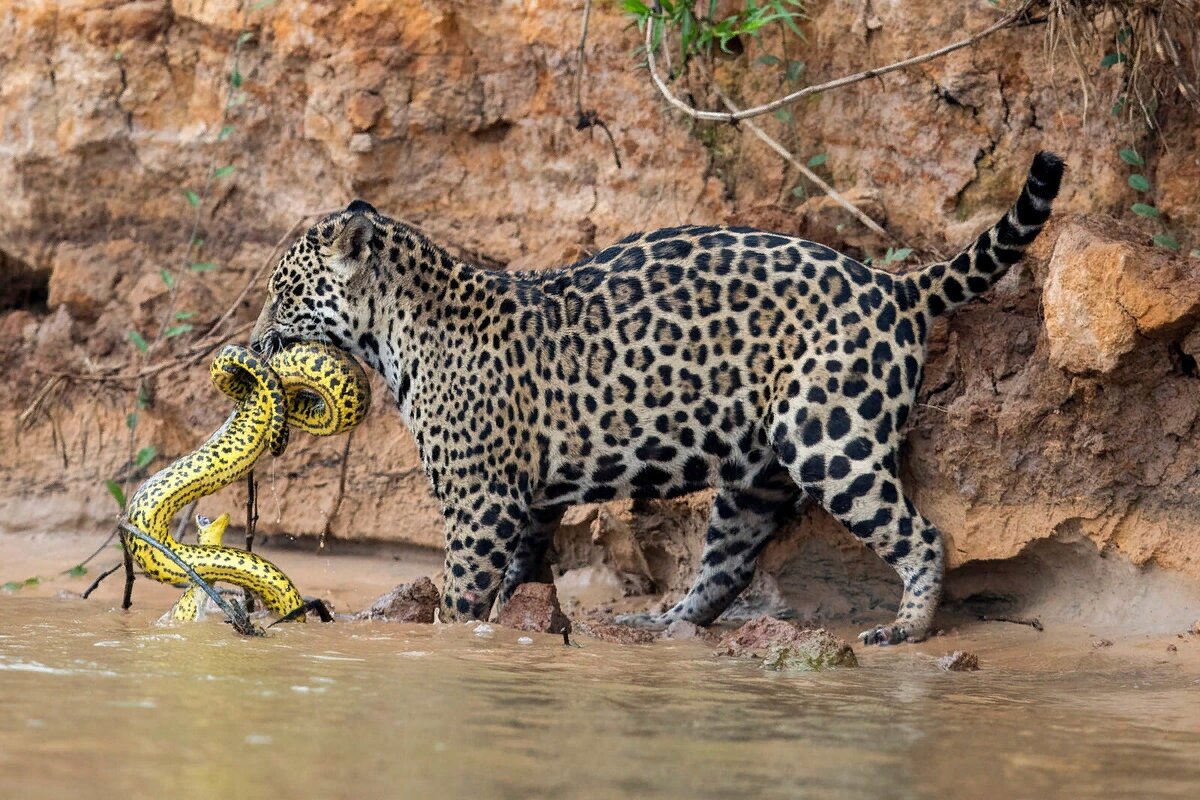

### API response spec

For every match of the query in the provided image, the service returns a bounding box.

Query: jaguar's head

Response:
[250,199,381,359]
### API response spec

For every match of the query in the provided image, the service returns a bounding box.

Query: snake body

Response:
[126,343,370,619]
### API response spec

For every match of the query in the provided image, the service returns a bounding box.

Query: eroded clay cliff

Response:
[2,1,1198,617]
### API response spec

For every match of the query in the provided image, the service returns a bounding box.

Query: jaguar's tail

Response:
[916,151,1064,317]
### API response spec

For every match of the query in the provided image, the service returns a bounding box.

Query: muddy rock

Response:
[719,617,858,671]
[936,651,981,672]
[572,614,657,645]
[1042,220,1200,374]
[355,576,439,623]
[496,582,570,634]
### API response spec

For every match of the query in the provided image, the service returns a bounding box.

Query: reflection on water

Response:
[1,597,1198,799]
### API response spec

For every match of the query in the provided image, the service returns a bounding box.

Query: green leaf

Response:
[1127,174,1150,192]
[756,54,782,66]
[1152,233,1180,251]
[217,124,236,141]
[190,261,218,273]
[184,190,201,207]
[1100,52,1127,68]
[174,310,197,320]
[1131,202,1159,218]
[134,447,157,470]
[126,412,138,430]
[159,269,176,289]
[164,323,193,339]
[786,60,805,82]
[773,108,792,123]
[231,67,244,89]
[127,330,148,353]
[237,31,254,46]
[806,153,827,168]
[136,384,151,410]
[790,184,807,199]
[1116,26,1132,44]
[213,165,235,179]
[889,247,914,262]
[1118,148,1144,166]
[24,577,39,586]
[2,582,20,592]
[68,565,88,578]
[1190,249,1200,259]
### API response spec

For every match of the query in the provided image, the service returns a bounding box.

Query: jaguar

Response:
[251,151,1063,644]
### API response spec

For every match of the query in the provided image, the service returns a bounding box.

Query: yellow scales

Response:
[123,343,370,625]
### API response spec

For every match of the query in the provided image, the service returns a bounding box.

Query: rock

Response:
[1092,639,1114,648]
[1191,621,1200,636]
[47,240,136,323]
[355,577,439,623]
[496,582,570,634]
[1042,221,1200,374]
[719,617,858,671]
[1166,644,1178,654]
[572,614,657,644]
[345,91,385,131]
[936,651,980,671]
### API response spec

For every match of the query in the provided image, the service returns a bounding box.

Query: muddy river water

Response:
[2,535,1199,799]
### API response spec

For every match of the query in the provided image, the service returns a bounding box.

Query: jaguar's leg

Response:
[439,498,530,622]
[496,504,564,608]
[778,416,945,645]
[617,460,799,628]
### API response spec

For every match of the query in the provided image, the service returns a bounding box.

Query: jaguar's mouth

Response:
[251,330,298,359]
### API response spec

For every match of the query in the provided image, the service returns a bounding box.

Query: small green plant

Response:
[2,577,41,592]
[1117,145,1185,252]
[104,24,256,578]
[625,1,806,72]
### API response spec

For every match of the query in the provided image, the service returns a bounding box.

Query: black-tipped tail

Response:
[917,151,1064,317]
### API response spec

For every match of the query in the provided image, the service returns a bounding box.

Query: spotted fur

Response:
[252,152,1064,643]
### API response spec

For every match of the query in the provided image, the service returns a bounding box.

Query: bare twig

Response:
[643,1,1035,122]
[320,432,355,550]
[979,614,1044,631]
[708,82,893,241]
[80,561,123,599]
[119,521,261,636]
[244,469,259,612]
[120,528,135,609]
[573,0,622,169]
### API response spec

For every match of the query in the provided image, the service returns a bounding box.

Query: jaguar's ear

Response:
[332,209,375,272]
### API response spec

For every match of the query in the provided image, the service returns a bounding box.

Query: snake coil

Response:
[124,343,370,620]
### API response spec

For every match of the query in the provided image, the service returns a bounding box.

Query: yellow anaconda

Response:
[125,343,370,620]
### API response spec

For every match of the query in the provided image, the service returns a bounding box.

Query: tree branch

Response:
[706,80,893,241]
[643,2,1035,122]
[118,521,261,636]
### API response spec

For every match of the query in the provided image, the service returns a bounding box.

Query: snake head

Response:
[195,512,231,547]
